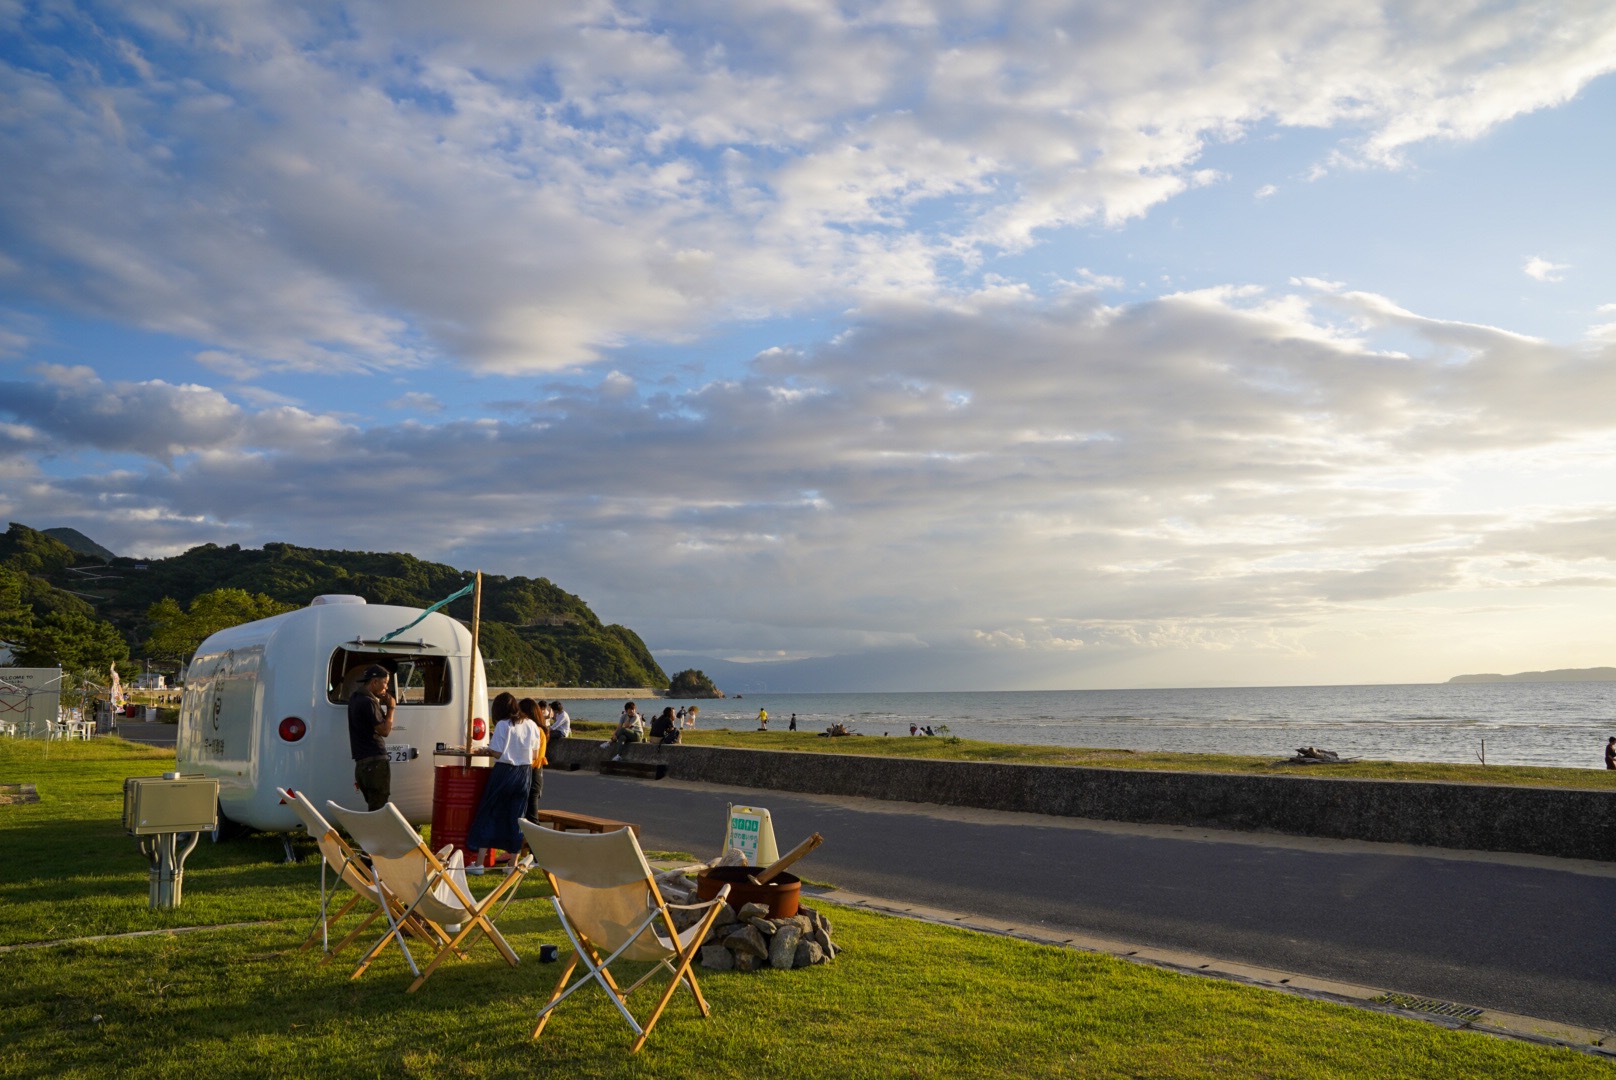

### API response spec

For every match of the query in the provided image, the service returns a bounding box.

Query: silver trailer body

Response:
[176,595,488,831]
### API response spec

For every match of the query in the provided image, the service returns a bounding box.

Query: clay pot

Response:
[695,866,802,919]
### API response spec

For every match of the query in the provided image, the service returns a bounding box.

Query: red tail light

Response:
[278,716,307,742]
[472,717,487,740]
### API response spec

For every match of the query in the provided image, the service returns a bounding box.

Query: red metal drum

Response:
[429,761,490,859]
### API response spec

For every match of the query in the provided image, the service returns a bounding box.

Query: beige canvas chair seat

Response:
[328,800,527,992]
[277,787,446,964]
[519,820,732,1052]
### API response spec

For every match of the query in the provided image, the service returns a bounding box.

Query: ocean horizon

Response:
[562,681,1616,771]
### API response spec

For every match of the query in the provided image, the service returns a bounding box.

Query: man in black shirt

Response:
[348,664,396,810]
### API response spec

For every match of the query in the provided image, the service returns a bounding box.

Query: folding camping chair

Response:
[518,820,733,1053]
[276,787,447,962]
[327,800,527,992]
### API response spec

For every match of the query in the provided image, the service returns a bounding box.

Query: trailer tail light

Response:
[472,717,487,741]
[278,716,308,742]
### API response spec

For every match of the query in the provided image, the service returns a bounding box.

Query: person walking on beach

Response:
[789,713,797,731]
[757,707,768,730]
[347,664,395,811]
[1606,736,1615,770]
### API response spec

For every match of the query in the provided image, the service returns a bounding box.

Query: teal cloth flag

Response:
[377,582,476,643]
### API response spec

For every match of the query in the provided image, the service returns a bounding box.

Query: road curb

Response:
[809,886,1616,1060]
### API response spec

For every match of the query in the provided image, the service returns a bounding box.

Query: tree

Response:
[667,668,723,698]
[144,588,296,668]
[0,565,33,656]
[10,609,129,672]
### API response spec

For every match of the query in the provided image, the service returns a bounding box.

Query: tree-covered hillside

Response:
[0,523,666,688]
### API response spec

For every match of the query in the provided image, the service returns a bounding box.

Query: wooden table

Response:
[534,809,639,837]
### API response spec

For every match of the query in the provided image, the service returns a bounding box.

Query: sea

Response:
[563,682,1616,770]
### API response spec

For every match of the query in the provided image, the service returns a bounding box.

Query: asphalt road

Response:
[543,767,1616,1032]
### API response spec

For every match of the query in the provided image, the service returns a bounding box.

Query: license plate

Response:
[386,743,413,763]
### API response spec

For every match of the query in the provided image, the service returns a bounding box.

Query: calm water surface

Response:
[565,683,1616,769]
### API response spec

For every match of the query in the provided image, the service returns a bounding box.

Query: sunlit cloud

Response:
[1523,256,1570,282]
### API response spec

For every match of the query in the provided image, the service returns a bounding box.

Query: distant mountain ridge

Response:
[1448,667,1616,684]
[43,527,116,560]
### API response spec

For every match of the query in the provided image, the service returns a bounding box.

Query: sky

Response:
[3,1,1616,692]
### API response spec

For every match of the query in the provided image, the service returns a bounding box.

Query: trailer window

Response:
[327,649,452,705]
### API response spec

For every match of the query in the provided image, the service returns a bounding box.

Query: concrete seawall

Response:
[549,739,1616,861]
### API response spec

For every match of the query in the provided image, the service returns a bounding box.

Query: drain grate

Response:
[1371,992,1483,1022]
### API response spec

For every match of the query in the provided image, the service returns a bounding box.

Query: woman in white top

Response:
[466,692,544,871]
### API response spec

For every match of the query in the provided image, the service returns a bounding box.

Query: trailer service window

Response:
[326,650,452,706]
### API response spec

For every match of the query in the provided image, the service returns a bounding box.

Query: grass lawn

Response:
[575,722,1616,790]
[2,737,1611,1079]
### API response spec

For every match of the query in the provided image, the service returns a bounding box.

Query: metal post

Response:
[142,830,202,910]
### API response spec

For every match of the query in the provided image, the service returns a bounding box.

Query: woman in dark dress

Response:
[465,693,542,872]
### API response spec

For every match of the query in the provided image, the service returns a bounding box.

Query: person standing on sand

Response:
[789,713,797,731]
[757,707,768,730]
[1606,737,1615,770]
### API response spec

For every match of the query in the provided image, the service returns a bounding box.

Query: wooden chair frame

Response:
[521,821,732,1053]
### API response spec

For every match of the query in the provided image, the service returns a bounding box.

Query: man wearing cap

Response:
[349,665,396,810]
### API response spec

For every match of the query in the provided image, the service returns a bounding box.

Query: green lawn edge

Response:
[572,722,1616,790]
[2,738,1611,1079]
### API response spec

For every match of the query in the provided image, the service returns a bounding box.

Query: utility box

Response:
[124,773,219,911]
[123,774,219,836]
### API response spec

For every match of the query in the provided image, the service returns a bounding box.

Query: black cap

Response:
[361,664,389,682]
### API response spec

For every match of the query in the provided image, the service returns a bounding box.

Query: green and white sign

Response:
[724,804,779,866]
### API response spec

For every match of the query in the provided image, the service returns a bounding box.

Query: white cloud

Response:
[11,284,1616,680]
[1523,256,1570,282]
[387,392,445,413]
[3,2,1613,376]
[1255,184,1278,199]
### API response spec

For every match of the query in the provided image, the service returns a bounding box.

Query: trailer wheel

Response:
[210,806,248,843]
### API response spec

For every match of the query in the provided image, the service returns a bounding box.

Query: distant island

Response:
[1449,667,1616,684]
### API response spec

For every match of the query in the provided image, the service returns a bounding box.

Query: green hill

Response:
[0,523,665,688]
[42,527,116,560]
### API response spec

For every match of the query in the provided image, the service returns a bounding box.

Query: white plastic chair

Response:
[327,800,527,992]
[519,820,733,1052]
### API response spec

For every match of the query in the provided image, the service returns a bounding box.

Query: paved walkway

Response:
[544,768,1616,1040]
[113,721,176,746]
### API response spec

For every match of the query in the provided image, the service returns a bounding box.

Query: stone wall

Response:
[549,739,1616,861]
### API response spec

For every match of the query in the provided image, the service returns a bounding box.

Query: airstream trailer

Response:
[176,594,489,833]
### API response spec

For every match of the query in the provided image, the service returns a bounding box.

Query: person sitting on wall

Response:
[649,706,677,742]
[602,701,646,758]
[347,664,395,811]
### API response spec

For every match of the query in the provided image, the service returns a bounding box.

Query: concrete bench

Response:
[534,808,640,837]
[599,760,669,781]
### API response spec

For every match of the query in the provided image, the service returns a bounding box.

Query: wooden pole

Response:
[465,571,482,758]
[747,832,824,886]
